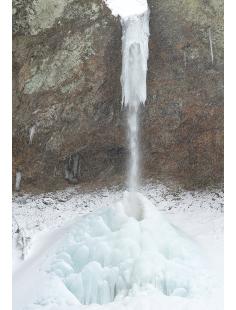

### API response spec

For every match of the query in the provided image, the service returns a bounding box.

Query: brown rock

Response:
[12,0,223,192]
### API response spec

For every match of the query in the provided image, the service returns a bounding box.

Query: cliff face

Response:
[145,0,224,187]
[12,0,223,192]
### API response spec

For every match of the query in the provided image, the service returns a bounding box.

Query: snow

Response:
[104,0,148,18]
[12,183,223,310]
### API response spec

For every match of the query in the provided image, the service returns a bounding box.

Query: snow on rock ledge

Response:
[104,0,148,17]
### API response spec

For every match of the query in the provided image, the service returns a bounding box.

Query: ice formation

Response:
[121,11,149,109]
[64,153,81,183]
[208,27,214,64]
[29,125,36,145]
[41,193,204,306]
[12,186,224,310]
[120,11,149,194]
[15,171,22,191]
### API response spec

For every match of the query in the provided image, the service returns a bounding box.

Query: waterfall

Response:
[120,10,150,192]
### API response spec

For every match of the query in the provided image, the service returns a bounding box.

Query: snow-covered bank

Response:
[12,184,223,310]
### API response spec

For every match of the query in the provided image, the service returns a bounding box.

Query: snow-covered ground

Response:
[12,183,223,310]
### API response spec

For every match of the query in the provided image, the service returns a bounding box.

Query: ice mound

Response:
[41,192,204,306]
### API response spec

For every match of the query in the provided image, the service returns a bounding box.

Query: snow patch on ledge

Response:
[103,0,148,18]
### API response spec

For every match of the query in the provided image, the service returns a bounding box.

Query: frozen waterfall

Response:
[120,11,149,193]
[12,4,211,309]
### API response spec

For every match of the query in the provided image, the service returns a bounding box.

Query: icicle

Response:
[208,27,214,65]
[29,125,36,145]
[64,153,80,183]
[15,171,22,191]
[72,153,80,178]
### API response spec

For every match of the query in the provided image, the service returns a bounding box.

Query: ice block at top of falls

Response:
[104,0,148,18]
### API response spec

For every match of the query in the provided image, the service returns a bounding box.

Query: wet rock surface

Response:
[13,0,223,192]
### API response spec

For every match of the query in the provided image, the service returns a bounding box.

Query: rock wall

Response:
[12,0,223,192]
[145,0,223,187]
